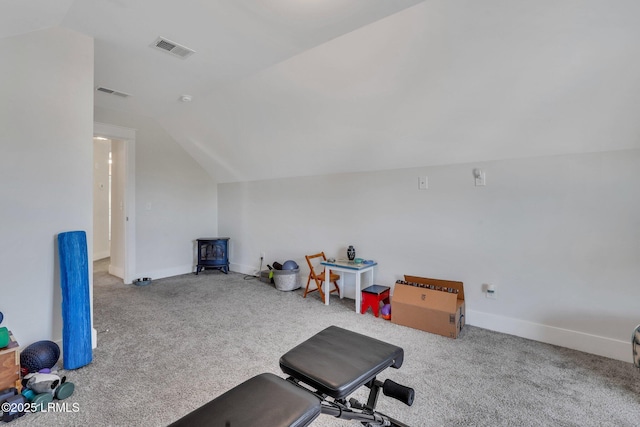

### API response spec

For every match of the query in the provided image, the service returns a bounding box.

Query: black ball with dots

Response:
[20,340,60,373]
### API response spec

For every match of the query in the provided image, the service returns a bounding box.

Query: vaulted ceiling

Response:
[4,0,640,182]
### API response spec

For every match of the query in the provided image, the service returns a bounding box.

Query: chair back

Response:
[303,252,339,300]
[305,252,327,279]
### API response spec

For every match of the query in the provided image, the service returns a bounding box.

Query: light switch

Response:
[418,176,428,190]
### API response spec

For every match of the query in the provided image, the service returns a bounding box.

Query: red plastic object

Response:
[361,285,390,317]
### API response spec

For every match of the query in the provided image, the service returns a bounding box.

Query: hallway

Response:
[93,258,123,288]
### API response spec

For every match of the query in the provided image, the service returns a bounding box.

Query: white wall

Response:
[109,139,126,278]
[0,27,94,347]
[93,139,110,260]
[219,149,640,362]
[0,26,216,348]
[94,107,218,280]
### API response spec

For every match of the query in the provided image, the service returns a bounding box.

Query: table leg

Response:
[367,268,375,312]
[355,271,361,313]
[324,267,330,305]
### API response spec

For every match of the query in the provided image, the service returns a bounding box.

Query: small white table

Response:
[320,259,377,313]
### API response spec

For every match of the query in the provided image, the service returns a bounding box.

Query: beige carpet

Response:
[9,259,640,426]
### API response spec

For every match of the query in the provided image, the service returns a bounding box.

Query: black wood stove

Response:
[195,238,229,274]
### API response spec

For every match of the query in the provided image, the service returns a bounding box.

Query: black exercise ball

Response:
[20,340,60,373]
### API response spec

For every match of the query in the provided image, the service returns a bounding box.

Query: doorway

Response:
[93,122,136,284]
[92,137,111,262]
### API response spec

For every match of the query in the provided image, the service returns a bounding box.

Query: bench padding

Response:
[279,326,404,399]
[169,373,321,427]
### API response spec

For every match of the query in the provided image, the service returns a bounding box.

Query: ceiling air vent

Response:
[96,86,132,98]
[151,37,195,59]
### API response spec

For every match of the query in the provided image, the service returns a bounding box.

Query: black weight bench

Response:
[169,326,413,427]
[169,373,320,427]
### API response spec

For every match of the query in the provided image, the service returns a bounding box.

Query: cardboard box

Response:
[391,275,465,339]
[0,332,21,391]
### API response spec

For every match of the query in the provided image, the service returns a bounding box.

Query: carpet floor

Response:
[9,259,640,426]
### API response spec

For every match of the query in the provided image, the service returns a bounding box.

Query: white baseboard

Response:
[467,309,630,363]
[93,251,110,261]
[229,262,260,276]
[108,264,124,279]
[136,264,194,281]
[109,264,194,284]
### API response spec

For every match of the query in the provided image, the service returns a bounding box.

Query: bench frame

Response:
[169,326,414,427]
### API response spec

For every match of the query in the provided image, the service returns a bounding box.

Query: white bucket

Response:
[273,268,300,291]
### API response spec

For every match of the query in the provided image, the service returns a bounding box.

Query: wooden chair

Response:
[304,252,340,301]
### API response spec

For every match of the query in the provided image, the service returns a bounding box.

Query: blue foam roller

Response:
[58,231,92,369]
